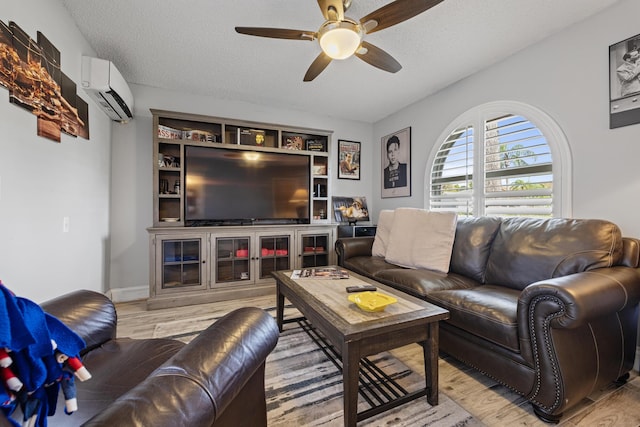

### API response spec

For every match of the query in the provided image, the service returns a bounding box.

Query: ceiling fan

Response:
[235,0,444,81]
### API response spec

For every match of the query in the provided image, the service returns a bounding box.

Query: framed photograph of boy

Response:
[381,127,411,198]
[338,140,361,180]
[609,32,640,128]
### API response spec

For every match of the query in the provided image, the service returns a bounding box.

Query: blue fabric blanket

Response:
[0,283,88,427]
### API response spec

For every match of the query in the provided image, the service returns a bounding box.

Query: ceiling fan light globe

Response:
[318,20,362,60]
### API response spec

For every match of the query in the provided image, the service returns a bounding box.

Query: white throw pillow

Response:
[371,210,395,257]
[385,208,458,273]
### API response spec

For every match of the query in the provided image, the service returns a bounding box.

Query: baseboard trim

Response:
[108,286,148,303]
[146,284,274,310]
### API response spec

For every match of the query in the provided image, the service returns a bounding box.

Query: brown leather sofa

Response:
[3,290,279,427]
[336,216,640,423]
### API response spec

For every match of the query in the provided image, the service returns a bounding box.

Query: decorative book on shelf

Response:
[291,267,349,280]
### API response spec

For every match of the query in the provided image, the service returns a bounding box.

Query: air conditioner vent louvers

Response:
[81,56,134,123]
[107,89,132,118]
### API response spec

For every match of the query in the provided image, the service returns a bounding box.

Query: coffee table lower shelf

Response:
[290,317,428,422]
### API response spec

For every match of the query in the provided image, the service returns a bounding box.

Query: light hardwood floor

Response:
[116,295,640,426]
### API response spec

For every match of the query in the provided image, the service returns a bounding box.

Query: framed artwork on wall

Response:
[381,127,411,198]
[609,32,640,129]
[0,19,90,142]
[338,140,361,180]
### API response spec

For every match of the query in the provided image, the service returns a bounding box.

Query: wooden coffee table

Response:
[272,268,449,427]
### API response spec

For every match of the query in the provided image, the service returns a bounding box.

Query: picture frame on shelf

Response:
[332,196,369,224]
[312,162,327,176]
[284,135,304,150]
[337,140,361,180]
[381,127,411,198]
[609,32,640,129]
[240,128,268,146]
[305,139,327,152]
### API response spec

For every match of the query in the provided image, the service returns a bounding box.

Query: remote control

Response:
[346,285,377,293]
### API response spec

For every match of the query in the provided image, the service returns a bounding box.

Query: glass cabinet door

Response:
[215,236,251,283]
[259,235,291,279]
[301,234,329,268]
[161,238,203,289]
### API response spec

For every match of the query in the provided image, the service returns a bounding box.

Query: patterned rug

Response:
[153,308,482,427]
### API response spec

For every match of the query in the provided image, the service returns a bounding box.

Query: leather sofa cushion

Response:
[428,286,521,353]
[343,255,398,278]
[61,338,185,425]
[450,216,501,283]
[485,217,623,290]
[375,268,479,300]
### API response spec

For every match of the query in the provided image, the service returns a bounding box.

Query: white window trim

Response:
[425,100,573,217]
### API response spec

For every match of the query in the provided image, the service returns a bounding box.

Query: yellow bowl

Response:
[348,291,397,312]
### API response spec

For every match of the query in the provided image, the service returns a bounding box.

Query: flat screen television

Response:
[184,145,311,225]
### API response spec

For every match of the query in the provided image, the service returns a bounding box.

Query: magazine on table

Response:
[291,267,350,280]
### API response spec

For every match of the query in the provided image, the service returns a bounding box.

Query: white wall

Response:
[372,0,640,238]
[0,0,113,302]
[108,85,373,297]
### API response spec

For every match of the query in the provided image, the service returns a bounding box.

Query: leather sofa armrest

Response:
[518,266,640,330]
[82,306,279,427]
[335,237,374,266]
[621,237,640,268]
[40,290,117,354]
[516,266,640,415]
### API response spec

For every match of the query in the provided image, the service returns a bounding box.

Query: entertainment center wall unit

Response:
[148,109,335,309]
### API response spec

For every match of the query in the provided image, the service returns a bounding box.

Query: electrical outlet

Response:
[63,216,70,233]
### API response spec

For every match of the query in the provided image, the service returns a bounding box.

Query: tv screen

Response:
[184,146,311,225]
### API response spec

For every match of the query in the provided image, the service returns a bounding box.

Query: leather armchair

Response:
[5,290,279,427]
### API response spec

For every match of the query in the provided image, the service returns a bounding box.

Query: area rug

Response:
[153,308,481,427]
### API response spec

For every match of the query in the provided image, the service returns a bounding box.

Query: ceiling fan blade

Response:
[355,41,402,73]
[360,0,443,34]
[235,27,316,41]
[317,0,344,21]
[304,53,333,82]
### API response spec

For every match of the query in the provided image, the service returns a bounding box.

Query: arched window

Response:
[427,101,572,217]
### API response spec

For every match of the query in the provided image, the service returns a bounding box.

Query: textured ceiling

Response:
[60,0,619,123]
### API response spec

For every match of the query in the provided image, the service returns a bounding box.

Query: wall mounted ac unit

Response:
[81,56,134,123]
